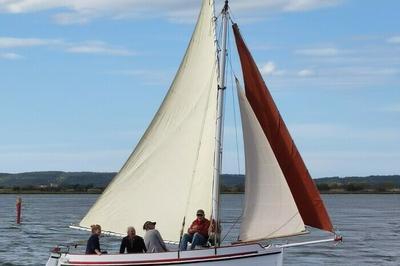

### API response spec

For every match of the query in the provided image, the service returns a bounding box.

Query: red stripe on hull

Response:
[65,250,282,265]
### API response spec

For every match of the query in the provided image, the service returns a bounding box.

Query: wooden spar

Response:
[277,235,342,248]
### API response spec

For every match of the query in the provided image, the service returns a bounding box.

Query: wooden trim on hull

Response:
[61,250,282,266]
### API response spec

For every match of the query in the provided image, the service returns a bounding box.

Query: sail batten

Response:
[79,0,219,243]
[233,24,334,233]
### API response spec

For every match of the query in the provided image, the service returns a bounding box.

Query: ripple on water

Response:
[1,194,400,265]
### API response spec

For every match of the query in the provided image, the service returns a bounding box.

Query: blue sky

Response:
[0,0,399,177]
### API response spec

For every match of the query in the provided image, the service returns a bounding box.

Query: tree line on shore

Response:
[0,172,399,193]
[3,182,399,194]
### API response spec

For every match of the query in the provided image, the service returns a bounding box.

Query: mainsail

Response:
[79,0,219,243]
[237,81,305,242]
[233,24,334,233]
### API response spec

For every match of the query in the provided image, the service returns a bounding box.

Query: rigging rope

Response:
[223,15,245,242]
[221,213,243,242]
[226,17,242,175]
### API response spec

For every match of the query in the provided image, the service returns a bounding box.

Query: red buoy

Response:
[16,196,22,224]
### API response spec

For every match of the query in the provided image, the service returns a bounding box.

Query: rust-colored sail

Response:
[233,23,333,232]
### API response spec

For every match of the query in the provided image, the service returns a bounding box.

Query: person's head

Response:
[143,221,156,231]
[127,226,136,237]
[91,224,101,235]
[196,209,205,221]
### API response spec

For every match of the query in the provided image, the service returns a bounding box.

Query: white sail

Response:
[80,0,218,243]
[237,82,305,241]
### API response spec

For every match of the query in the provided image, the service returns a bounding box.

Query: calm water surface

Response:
[0,194,399,265]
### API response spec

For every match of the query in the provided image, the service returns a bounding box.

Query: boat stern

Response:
[46,252,61,266]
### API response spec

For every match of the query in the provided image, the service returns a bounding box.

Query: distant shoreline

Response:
[1,190,399,195]
[1,172,399,195]
[0,190,102,194]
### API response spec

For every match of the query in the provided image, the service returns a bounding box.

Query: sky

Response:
[0,0,399,177]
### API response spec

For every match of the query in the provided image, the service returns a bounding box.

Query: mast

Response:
[212,0,229,247]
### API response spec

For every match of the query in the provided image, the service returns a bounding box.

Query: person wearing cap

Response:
[179,209,210,251]
[143,221,168,253]
[119,226,147,254]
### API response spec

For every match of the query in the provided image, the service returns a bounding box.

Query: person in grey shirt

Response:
[143,221,168,253]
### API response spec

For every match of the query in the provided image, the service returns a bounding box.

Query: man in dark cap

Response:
[179,209,210,251]
[143,221,168,253]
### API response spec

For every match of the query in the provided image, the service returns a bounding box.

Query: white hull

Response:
[46,244,283,266]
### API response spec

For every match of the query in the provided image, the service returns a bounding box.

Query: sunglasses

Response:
[197,214,204,216]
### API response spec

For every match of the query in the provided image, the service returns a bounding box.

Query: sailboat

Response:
[46,1,341,265]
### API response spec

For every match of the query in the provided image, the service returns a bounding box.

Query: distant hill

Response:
[221,174,400,190]
[0,172,244,188]
[1,172,399,193]
[220,174,244,187]
[0,171,115,188]
[315,175,400,186]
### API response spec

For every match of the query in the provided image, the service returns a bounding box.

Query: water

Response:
[0,194,399,265]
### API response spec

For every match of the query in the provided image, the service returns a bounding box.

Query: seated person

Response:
[143,221,168,253]
[86,224,102,255]
[179,209,210,251]
[119,226,147,254]
[207,219,221,246]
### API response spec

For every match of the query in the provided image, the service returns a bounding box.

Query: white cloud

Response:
[0,0,197,24]
[228,0,341,13]
[263,63,396,89]
[260,61,276,76]
[260,61,286,76]
[66,41,135,56]
[282,0,341,11]
[0,52,23,60]
[381,104,400,113]
[295,48,340,56]
[0,37,60,48]
[53,12,93,25]
[0,36,136,57]
[297,69,315,77]
[266,46,400,91]
[387,36,400,44]
[2,0,60,13]
[0,0,343,25]
[348,67,399,76]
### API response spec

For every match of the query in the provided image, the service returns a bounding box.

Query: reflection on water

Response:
[0,194,399,265]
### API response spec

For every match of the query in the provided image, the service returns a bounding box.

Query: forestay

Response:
[80,0,219,243]
[237,82,305,242]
